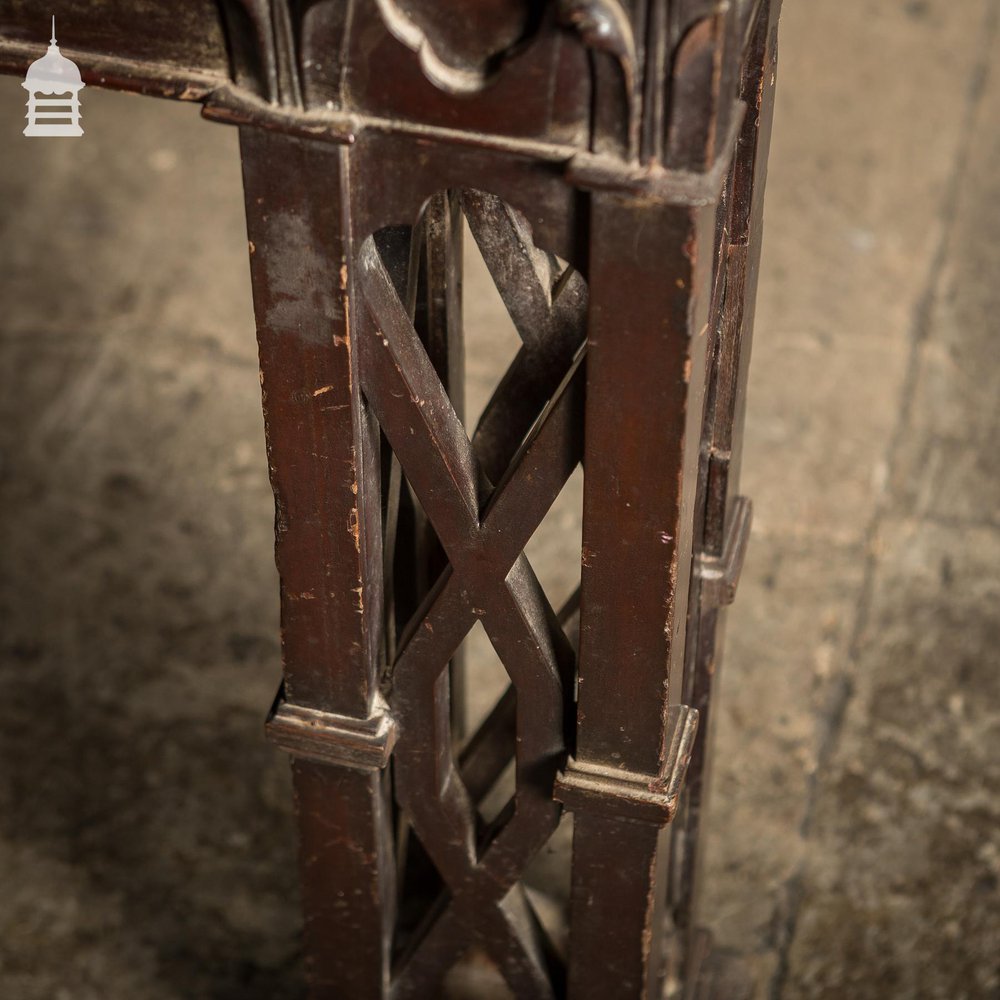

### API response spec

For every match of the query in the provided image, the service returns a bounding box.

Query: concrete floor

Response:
[1,1,998,997]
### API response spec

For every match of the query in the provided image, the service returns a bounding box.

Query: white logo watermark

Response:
[22,17,84,137]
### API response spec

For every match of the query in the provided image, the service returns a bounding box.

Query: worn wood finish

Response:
[0,2,780,996]
[240,128,397,997]
[666,4,782,992]
[554,190,715,999]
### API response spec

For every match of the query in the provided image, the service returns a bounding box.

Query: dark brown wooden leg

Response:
[555,194,716,999]
[239,127,395,1000]
[1,2,785,997]
[666,2,783,994]
[229,7,780,999]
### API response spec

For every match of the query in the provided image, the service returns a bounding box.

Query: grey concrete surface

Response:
[0,1,997,997]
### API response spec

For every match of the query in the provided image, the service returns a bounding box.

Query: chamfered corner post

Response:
[239,126,395,1000]
[553,1,769,993]
[666,0,783,991]
[555,189,718,999]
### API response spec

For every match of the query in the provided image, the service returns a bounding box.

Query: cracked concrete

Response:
[1,0,998,997]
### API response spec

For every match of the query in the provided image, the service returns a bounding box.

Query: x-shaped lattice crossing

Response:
[356,205,586,997]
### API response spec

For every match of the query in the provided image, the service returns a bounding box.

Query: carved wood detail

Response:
[374,0,545,94]
[0,1,782,994]
[212,0,753,175]
[351,190,587,996]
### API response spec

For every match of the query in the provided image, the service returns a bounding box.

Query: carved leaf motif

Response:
[375,0,543,93]
[557,0,638,155]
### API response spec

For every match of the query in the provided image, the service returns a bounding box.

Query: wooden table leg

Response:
[554,191,715,1000]
[665,4,782,994]
[229,6,781,998]
[240,127,396,1000]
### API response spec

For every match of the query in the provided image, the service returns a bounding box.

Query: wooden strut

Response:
[0,1,781,997]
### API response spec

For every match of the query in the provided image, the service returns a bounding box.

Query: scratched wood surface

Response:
[0,2,780,997]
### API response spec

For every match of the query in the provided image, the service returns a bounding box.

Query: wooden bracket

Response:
[554,705,699,825]
[696,495,752,609]
[265,685,398,772]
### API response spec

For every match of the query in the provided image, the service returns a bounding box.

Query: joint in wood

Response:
[564,102,746,206]
[696,495,752,608]
[202,82,358,144]
[265,685,398,771]
[554,705,699,825]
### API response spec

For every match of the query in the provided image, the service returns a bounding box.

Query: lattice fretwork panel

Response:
[356,190,588,999]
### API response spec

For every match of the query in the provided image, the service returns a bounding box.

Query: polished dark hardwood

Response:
[0,2,781,996]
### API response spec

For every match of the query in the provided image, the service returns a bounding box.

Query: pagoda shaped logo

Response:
[22,17,85,137]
